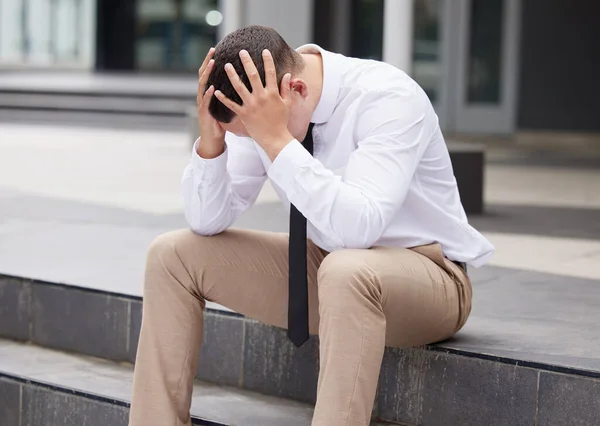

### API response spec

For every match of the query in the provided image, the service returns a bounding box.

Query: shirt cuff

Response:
[267,139,313,196]
[190,138,228,183]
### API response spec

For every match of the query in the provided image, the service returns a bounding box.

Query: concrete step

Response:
[0,339,392,426]
[0,91,193,131]
[0,107,187,131]
[0,71,196,99]
[0,72,196,130]
[1,274,599,425]
[0,92,193,115]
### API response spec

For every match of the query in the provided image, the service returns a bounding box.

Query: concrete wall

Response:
[243,0,314,48]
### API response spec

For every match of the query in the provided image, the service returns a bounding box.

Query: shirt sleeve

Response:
[267,89,434,249]
[182,132,267,235]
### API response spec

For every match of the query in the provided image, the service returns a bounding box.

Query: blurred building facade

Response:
[0,0,598,135]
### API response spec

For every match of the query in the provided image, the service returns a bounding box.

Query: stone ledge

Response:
[2,274,599,425]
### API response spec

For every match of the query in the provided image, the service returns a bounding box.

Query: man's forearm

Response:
[183,139,234,235]
[262,134,295,162]
[182,164,234,236]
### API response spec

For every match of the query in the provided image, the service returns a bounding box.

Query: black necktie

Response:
[288,123,314,347]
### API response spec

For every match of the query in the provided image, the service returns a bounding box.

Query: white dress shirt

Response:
[183,44,494,267]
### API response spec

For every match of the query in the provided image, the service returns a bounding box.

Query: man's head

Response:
[207,26,309,137]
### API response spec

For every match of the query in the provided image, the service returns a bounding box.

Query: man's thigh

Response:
[163,228,327,333]
[320,245,466,348]
[378,246,467,348]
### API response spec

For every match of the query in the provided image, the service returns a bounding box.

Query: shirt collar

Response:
[296,44,341,124]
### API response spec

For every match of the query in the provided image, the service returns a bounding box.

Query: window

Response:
[350,0,384,60]
[135,0,219,71]
[413,0,441,101]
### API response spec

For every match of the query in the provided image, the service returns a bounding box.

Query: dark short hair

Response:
[207,25,304,123]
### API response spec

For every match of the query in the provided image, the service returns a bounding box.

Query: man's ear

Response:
[289,78,309,99]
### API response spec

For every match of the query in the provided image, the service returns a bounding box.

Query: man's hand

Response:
[214,49,294,161]
[196,48,226,159]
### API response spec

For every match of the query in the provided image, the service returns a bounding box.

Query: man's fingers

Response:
[239,50,264,92]
[203,85,215,103]
[262,50,277,90]
[198,59,214,89]
[224,62,251,101]
[197,59,214,106]
[280,73,292,101]
[214,89,241,114]
[197,47,215,99]
[198,47,215,77]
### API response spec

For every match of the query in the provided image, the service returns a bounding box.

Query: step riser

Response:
[2,275,599,425]
[0,93,193,115]
[0,376,222,426]
[0,276,320,402]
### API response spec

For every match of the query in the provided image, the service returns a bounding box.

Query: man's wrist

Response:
[197,136,225,159]
[262,131,295,162]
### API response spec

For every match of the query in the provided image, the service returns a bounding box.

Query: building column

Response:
[383,0,414,72]
[218,0,244,40]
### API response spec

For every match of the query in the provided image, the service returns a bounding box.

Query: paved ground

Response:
[1,122,599,373]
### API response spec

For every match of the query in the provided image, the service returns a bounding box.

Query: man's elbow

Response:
[336,204,387,249]
[338,226,384,250]
[339,236,379,250]
[190,224,221,237]
[185,213,226,237]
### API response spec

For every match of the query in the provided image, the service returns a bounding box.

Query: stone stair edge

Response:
[2,275,600,424]
[0,339,398,425]
[0,94,193,114]
[1,271,597,380]
[0,339,288,426]
[0,86,195,100]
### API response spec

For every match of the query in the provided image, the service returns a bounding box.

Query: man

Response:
[129,26,494,426]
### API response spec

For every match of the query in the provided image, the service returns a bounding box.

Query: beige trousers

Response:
[129,228,471,426]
